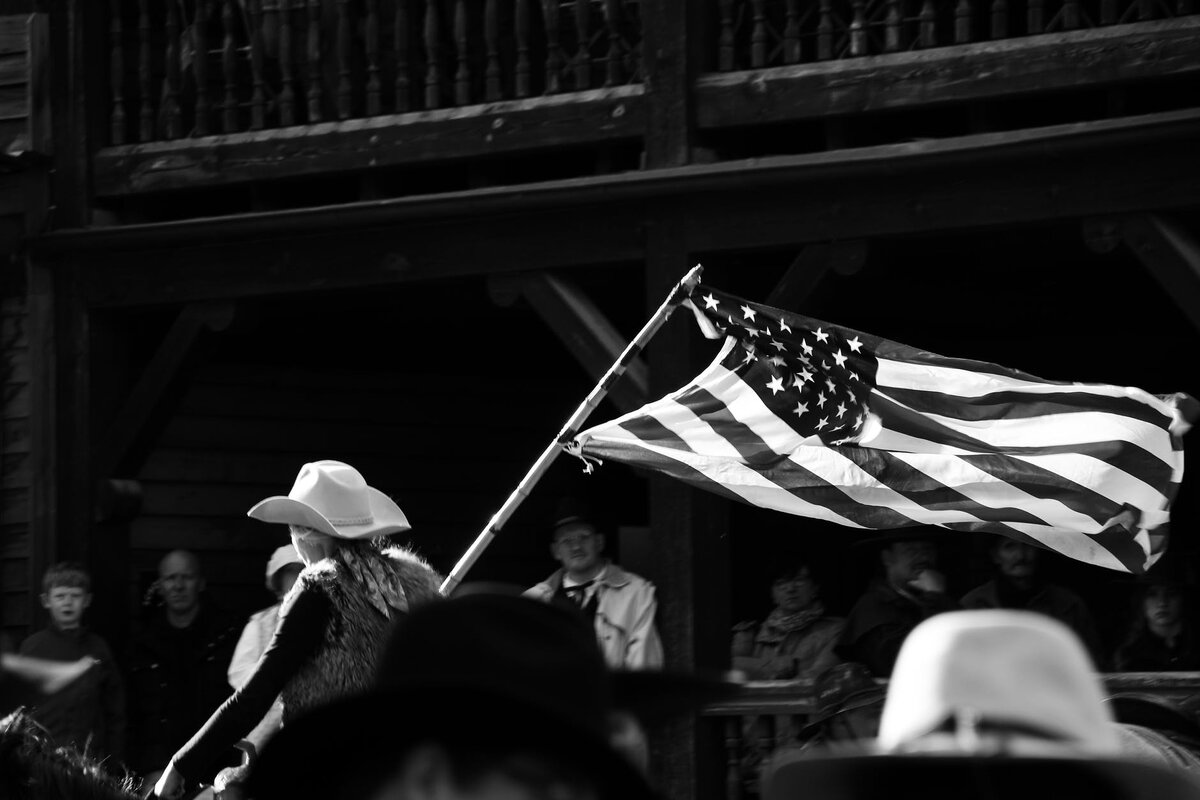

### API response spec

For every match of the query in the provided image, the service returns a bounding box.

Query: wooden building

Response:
[6,0,1200,797]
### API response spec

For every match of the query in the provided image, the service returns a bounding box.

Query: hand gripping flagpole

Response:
[439,264,704,596]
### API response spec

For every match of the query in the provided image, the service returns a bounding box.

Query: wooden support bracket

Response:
[95,301,235,479]
[1121,214,1200,334]
[767,240,869,310]
[489,272,649,413]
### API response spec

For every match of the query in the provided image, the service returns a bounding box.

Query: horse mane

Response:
[0,708,142,800]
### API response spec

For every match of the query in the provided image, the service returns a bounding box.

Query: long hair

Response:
[0,709,140,800]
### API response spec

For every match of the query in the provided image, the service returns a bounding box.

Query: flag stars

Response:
[848,371,859,382]
[795,368,813,385]
[703,294,720,310]
[816,417,829,430]
[833,350,848,368]
[745,326,760,339]
[817,392,827,408]
[778,319,792,333]
[814,328,830,343]
[800,340,814,356]
[767,375,785,395]
[825,377,837,393]
[793,401,808,417]
[769,355,786,368]
[847,335,863,353]
[836,402,848,418]
[741,304,757,322]
[770,339,786,351]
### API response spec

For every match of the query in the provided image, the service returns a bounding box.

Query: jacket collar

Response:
[547,561,632,591]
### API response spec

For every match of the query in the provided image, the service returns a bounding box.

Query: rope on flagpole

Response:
[439,264,704,596]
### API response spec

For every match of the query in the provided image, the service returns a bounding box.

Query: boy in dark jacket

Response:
[18,561,126,761]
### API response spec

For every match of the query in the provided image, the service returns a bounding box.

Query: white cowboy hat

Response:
[247,460,411,540]
[878,609,1119,755]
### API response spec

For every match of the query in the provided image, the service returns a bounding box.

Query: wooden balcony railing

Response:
[107,0,643,145]
[712,0,1198,70]
[702,672,1200,800]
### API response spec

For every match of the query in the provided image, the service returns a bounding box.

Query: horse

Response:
[0,708,142,800]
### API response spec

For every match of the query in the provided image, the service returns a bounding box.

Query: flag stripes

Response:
[572,286,1194,573]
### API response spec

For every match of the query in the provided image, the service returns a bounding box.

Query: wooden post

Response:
[643,211,731,800]
[48,0,96,228]
[641,0,704,169]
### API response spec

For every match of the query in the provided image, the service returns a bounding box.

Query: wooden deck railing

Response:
[701,672,1200,800]
[712,0,1198,70]
[107,0,644,144]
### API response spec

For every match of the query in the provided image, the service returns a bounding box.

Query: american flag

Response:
[569,285,1195,573]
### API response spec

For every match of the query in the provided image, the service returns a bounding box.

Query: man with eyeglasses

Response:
[525,499,664,670]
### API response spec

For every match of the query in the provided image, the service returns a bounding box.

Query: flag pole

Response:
[439,264,704,596]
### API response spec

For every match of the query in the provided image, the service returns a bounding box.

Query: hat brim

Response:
[247,685,658,800]
[1108,693,1200,742]
[247,486,411,539]
[762,752,1200,800]
[796,688,887,740]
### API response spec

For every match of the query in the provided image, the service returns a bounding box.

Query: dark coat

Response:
[126,605,240,773]
[18,626,126,761]
[836,581,958,677]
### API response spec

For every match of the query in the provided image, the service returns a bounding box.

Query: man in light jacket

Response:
[525,500,664,670]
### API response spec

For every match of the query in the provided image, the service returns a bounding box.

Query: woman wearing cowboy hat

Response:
[153,460,443,799]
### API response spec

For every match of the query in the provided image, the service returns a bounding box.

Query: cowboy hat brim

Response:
[247,486,411,539]
[762,752,1200,800]
[247,684,658,800]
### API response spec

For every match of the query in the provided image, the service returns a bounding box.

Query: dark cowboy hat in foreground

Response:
[248,594,735,800]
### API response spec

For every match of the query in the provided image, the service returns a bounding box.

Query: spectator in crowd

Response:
[961,537,1104,666]
[732,557,844,680]
[835,532,957,676]
[1113,570,1200,671]
[525,498,663,670]
[153,460,443,798]
[128,549,240,779]
[245,593,662,800]
[17,562,126,762]
[225,543,304,753]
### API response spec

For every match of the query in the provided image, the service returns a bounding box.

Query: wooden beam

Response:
[93,87,645,196]
[26,256,56,631]
[640,0,704,169]
[643,210,731,800]
[1122,215,1200,334]
[695,18,1200,128]
[493,272,649,414]
[95,301,235,479]
[767,241,869,310]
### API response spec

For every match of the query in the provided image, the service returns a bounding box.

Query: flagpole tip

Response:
[682,264,704,292]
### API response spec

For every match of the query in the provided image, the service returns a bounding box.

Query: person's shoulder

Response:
[604,563,653,590]
[18,628,54,653]
[960,580,997,608]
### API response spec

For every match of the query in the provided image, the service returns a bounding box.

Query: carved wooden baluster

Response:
[424,0,442,108]
[717,0,735,71]
[1062,0,1080,28]
[1026,0,1043,34]
[278,0,296,124]
[194,0,211,135]
[1099,0,1116,23]
[515,0,531,97]
[573,0,589,90]
[885,0,902,52]
[849,0,867,56]
[164,0,183,137]
[601,0,620,85]
[750,0,766,67]
[918,0,936,47]
[222,0,238,131]
[484,0,501,100]
[249,0,267,128]
[990,0,1007,37]
[336,0,352,117]
[955,0,971,42]
[366,0,381,114]
[725,717,742,800]
[110,0,126,145]
[138,0,152,141]
[306,0,323,121]
[783,0,801,63]
[541,0,561,94]
[395,0,410,111]
[452,0,468,104]
[817,0,834,60]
